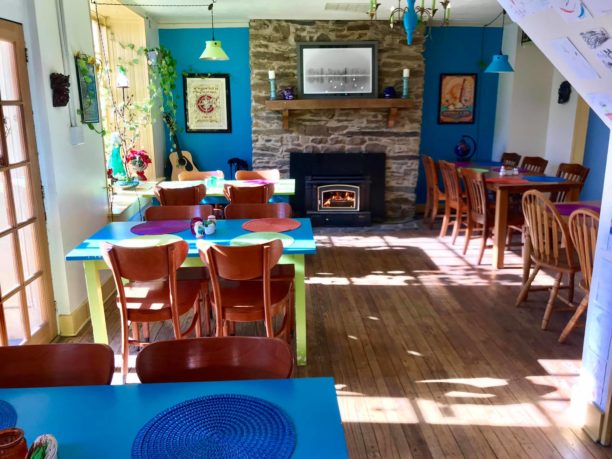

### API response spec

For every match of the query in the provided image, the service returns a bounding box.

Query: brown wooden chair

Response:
[0,343,114,388]
[200,240,293,342]
[223,183,274,204]
[154,184,206,206]
[559,209,600,343]
[501,152,521,168]
[136,337,293,383]
[439,160,466,244]
[224,203,292,219]
[520,156,548,174]
[235,169,280,181]
[515,190,579,330]
[102,240,203,379]
[178,170,224,181]
[145,204,213,221]
[550,163,590,202]
[422,154,445,229]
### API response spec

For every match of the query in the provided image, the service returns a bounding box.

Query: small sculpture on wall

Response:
[558,81,572,104]
[50,73,70,107]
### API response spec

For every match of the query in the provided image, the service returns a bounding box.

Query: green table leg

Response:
[83,260,108,344]
[282,254,306,366]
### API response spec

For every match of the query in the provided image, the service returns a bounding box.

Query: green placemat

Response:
[231,232,295,247]
[116,234,183,248]
[468,167,490,173]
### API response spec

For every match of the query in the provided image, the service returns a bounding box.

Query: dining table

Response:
[456,162,583,269]
[0,377,348,458]
[65,218,316,366]
[141,178,296,198]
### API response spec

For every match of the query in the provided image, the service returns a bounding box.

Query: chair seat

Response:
[533,251,579,272]
[213,280,293,322]
[121,279,201,322]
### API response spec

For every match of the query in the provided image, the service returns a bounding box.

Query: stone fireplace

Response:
[250,20,425,219]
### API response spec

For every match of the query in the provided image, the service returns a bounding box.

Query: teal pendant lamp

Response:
[200,1,229,61]
[485,10,514,73]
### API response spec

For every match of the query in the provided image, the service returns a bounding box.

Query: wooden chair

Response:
[102,240,203,379]
[501,152,521,168]
[224,203,292,219]
[438,160,466,244]
[515,190,579,330]
[136,337,293,383]
[154,184,206,206]
[550,163,590,202]
[178,170,224,181]
[145,204,213,221]
[200,240,293,342]
[235,169,280,181]
[224,183,274,204]
[422,154,445,229]
[559,209,600,343]
[0,343,114,388]
[520,156,548,174]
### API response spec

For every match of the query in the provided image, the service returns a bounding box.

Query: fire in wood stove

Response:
[322,190,356,209]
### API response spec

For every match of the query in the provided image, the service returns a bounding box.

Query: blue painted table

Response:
[66,219,316,365]
[0,377,348,458]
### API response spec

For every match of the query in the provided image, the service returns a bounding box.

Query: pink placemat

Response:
[243,179,276,185]
[131,220,191,235]
[554,203,601,216]
[486,177,530,184]
[242,218,301,233]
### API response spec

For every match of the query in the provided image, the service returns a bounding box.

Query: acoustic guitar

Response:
[163,112,199,181]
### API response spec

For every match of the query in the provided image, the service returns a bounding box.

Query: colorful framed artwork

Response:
[183,73,232,133]
[438,73,477,124]
[74,53,100,124]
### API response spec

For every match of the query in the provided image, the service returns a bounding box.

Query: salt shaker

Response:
[513,167,520,176]
[204,215,216,235]
[193,221,205,238]
[499,165,507,176]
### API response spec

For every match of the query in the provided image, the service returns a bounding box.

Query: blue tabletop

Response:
[0,377,347,459]
[66,218,317,261]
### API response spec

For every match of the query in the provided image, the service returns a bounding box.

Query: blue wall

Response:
[417,27,502,204]
[159,28,252,177]
[581,109,610,201]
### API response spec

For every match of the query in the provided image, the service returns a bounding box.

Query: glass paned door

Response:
[0,19,56,345]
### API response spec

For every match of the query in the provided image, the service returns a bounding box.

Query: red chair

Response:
[224,203,292,219]
[136,337,293,383]
[0,343,114,388]
[178,170,224,181]
[154,184,206,205]
[102,240,203,379]
[144,204,213,221]
[439,160,466,244]
[235,169,280,181]
[223,183,274,204]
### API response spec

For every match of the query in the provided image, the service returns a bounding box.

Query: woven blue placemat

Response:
[523,175,567,183]
[0,400,17,430]
[132,394,296,459]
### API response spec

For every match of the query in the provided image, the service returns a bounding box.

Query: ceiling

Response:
[113,0,504,27]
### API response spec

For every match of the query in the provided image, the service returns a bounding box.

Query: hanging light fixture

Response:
[200,0,229,61]
[485,10,514,73]
[388,0,451,43]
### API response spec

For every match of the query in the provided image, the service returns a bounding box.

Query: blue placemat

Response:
[523,175,567,183]
[132,394,296,459]
[0,400,17,430]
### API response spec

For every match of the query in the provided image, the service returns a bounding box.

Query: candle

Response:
[268,70,275,80]
[403,68,410,78]
[445,3,451,22]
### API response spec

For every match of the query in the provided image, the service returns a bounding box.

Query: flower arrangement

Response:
[126,149,152,180]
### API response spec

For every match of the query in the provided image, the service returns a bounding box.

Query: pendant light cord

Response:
[209,1,216,41]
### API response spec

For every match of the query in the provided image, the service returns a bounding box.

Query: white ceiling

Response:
[115,0,504,27]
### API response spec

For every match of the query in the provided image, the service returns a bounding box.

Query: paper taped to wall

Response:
[550,37,600,80]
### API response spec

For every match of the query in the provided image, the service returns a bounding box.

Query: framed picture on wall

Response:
[438,73,477,124]
[74,53,100,124]
[183,73,232,133]
[296,41,378,98]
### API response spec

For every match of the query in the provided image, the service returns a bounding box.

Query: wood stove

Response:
[318,184,360,212]
[306,176,371,226]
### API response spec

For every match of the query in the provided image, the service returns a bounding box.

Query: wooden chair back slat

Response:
[0,344,114,388]
[235,169,280,181]
[201,240,283,281]
[551,163,590,202]
[439,160,462,207]
[568,209,600,291]
[145,205,213,221]
[501,152,522,168]
[461,168,488,224]
[223,183,275,204]
[154,184,206,206]
[224,203,292,219]
[521,156,549,174]
[135,337,293,383]
[178,170,224,181]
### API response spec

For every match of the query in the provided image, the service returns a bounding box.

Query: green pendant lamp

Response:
[200,1,229,61]
[485,10,514,74]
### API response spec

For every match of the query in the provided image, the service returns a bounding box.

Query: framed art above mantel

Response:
[183,73,232,133]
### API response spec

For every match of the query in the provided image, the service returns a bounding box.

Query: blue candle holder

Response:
[402,76,409,99]
[269,78,276,100]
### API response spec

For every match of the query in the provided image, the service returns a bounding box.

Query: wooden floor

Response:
[62,225,612,458]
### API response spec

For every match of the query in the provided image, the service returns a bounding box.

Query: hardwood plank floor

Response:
[60,226,612,458]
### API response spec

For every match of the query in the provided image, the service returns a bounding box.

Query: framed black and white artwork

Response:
[296,41,378,99]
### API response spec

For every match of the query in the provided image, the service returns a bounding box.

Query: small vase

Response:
[0,428,28,459]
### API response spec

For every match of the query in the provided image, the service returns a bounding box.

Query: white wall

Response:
[0,0,108,318]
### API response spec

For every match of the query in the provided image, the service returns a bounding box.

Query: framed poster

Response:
[296,41,378,99]
[74,54,100,124]
[183,73,231,133]
[438,74,477,124]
